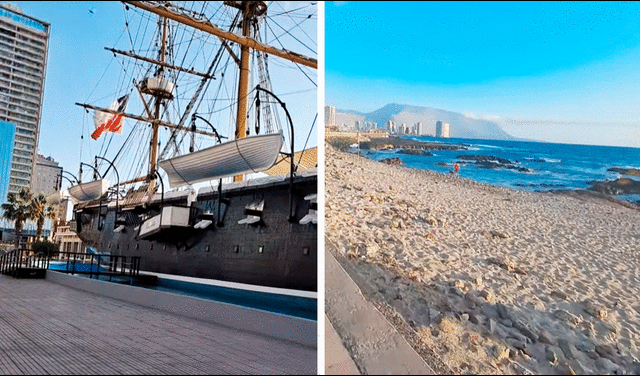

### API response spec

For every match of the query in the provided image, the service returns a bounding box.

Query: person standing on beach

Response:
[454,163,460,175]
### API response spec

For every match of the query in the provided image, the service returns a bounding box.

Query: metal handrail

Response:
[0,250,140,279]
[0,249,50,277]
[56,252,141,278]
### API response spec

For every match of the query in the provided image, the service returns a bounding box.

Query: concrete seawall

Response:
[46,271,317,348]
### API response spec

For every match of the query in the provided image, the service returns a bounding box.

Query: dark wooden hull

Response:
[73,174,317,292]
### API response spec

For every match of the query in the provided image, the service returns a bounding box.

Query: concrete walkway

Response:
[324,315,360,375]
[325,247,435,375]
[0,274,316,375]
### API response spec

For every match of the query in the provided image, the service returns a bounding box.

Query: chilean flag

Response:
[91,95,129,140]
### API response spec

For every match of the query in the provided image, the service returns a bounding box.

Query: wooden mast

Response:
[233,2,254,182]
[148,17,168,192]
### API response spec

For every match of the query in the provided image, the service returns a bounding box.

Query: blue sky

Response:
[326,1,640,148]
[13,1,317,184]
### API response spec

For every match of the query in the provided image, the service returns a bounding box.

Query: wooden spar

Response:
[219,38,241,66]
[233,5,252,182]
[75,103,219,138]
[122,1,317,69]
[106,48,215,79]
[148,16,167,192]
[118,175,148,187]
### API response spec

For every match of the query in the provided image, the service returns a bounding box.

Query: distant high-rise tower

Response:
[436,121,450,138]
[32,153,61,196]
[387,120,396,134]
[0,5,50,197]
[416,122,424,136]
[324,105,336,127]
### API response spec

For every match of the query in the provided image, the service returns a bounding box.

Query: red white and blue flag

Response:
[91,95,129,140]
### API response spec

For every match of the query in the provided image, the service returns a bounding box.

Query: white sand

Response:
[325,142,640,375]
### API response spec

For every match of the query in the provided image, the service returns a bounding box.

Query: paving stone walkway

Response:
[0,275,316,375]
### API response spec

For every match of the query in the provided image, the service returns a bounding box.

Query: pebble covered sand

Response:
[325,142,640,375]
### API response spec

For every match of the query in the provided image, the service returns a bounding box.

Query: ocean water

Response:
[360,137,640,204]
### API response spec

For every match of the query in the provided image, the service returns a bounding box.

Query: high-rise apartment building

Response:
[436,121,451,138]
[324,105,336,127]
[387,120,396,134]
[32,153,61,196]
[0,4,50,197]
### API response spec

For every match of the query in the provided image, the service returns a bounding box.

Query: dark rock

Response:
[489,318,500,335]
[551,290,568,300]
[575,340,595,353]
[465,292,487,307]
[567,359,590,375]
[556,362,576,375]
[505,338,527,351]
[546,346,562,364]
[558,339,580,360]
[595,344,617,359]
[361,137,465,151]
[428,308,441,323]
[490,230,509,239]
[586,351,599,360]
[539,330,556,345]
[456,154,533,173]
[506,330,529,346]
[496,303,511,320]
[596,358,619,373]
[588,178,640,195]
[398,148,433,157]
[554,309,581,325]
[457,154,512,165]
[380,157,403,165]
[515,322,539,343]
[607,167,640,177]
[469,314,483,325]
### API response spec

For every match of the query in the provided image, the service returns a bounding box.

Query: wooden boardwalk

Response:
[0,274,316,375]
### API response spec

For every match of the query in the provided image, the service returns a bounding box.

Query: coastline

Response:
[325,142,640,374]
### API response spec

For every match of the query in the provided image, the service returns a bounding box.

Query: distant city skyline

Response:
[326,1,640,148]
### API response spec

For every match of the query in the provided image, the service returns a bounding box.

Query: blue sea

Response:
[361,137,640,204]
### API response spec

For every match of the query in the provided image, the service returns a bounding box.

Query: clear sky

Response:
[326,1,640,148]
[12,1,317,184]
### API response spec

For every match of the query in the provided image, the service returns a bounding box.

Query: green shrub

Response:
[31,241,59,257]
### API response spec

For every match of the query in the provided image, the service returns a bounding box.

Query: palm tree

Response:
[1,188,33,247]
[30,193,56,240]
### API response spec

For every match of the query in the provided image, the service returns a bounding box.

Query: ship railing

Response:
[0,249,50,278]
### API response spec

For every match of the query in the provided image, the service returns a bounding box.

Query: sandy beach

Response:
[325,142,640,375]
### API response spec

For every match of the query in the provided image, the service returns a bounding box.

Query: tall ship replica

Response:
[62,1,318,292]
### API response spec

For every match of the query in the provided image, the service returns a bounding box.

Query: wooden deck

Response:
[0,274,316,375]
